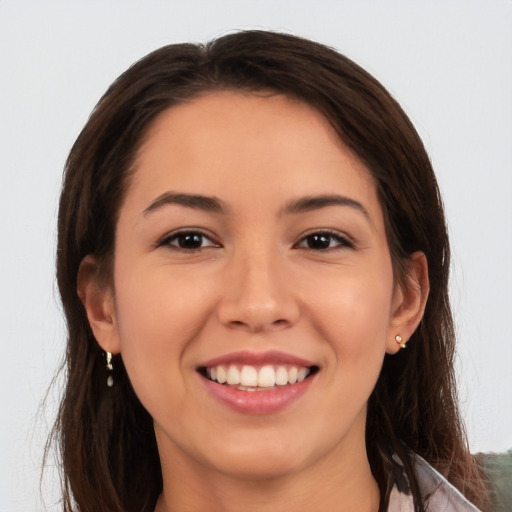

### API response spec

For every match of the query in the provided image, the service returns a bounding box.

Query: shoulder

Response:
[388,453,482,512]
[413,454,482,512]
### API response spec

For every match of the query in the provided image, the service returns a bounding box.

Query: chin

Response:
[203,436,307,481]
[218,456,302,482]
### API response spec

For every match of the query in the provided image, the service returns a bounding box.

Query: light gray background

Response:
[1,1,511,510]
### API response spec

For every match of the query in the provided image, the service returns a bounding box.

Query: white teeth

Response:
[297,367,309,382]
[226,365,240,385]
[240,365,258,386]
[258,365,276,387]
[216,366,227,384]
[275,366,288,386]
[207,363,314,388]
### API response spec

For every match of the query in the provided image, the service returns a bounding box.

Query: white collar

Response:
[388,453,481,512]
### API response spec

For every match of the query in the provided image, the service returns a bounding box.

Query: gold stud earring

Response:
[395,335,407,350]
[106,351,114,387]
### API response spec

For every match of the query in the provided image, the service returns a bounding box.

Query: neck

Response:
[154,423,379,512]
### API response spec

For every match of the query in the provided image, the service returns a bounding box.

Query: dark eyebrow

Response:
[282,194,371,219]
[142,192,226,216]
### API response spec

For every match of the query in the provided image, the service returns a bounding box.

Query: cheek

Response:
[111,265,215,410]
[303,262,394,403]
[307,269,394,351]
[114,262,214,346]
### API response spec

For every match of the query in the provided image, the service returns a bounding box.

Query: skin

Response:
[79,91,428,512]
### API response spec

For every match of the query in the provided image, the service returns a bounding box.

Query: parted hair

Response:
[49,30,489,512]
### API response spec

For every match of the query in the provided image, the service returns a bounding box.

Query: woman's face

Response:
[91,91,413,480]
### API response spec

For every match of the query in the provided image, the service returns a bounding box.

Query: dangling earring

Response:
[395,335,407,349]
[106,351,114,387]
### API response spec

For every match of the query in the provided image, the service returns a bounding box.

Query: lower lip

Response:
[201,375,315,414]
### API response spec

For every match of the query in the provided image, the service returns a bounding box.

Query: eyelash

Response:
[294,230,355,251]
[157,230,220,251]
[158,229,354,252]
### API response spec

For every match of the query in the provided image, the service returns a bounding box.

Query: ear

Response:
[77,255,121,354]
[386,251,429,354]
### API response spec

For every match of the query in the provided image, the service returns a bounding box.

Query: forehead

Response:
[127,91,381,221]
[138,91,346,167]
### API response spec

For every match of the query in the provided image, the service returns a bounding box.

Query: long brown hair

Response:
[49,30,489,511]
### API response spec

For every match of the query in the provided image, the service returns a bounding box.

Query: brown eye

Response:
[304,234,332,249]
[175,233,204,249]
[297,231,353,251]
[161,231,219,250]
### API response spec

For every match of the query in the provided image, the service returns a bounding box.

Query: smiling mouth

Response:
[198,364,319,391]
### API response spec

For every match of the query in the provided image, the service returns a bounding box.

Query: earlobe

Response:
[386,251,429,354]
[77,255,121,354]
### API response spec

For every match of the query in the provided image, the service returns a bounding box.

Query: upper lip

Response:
[198,350,316,369]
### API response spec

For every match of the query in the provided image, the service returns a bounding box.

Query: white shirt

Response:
[388,454,481,512]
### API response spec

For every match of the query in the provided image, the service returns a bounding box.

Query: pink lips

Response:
[198,350,317,414]
[200,350,315,369]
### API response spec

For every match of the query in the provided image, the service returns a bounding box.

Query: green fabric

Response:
[481,450,512,512]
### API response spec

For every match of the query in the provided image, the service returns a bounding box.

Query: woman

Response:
[50,30,490,511]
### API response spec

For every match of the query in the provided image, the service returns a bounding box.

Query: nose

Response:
[217,249,300,333]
